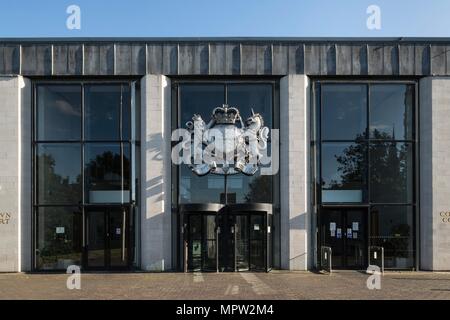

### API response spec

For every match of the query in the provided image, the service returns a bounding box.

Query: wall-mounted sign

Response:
[440,211,450,223]
[0,212,11,225]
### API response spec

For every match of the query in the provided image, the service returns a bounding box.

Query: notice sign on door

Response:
[336,228,342,238]
[329,222,336,231]
[254,224,260,231]
[56,227,65,234]
[352,222,359,231]
[116,228,121,235]
[347,228,352,238]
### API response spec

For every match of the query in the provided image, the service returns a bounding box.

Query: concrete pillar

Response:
[0,76,32,272]
[420,77,450,271]
[280,75,312,270]
[140,75,172,271]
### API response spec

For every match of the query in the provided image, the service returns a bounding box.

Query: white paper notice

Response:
[330,230,336,237]
[330,222,336,231]
[56,227,65,234]
[337,228,342,238]
[352,222,359,231]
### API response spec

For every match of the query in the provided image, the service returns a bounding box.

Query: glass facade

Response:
[33,82,139,271]
[176,83,275,205]
[175,81,278,271]
[316,82,416,269]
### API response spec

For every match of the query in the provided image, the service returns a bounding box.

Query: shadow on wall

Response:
[145,132,165,202]
[290,212,306,230]
[142,132,171,271]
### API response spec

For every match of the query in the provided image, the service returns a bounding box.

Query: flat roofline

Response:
[1,36,450,43]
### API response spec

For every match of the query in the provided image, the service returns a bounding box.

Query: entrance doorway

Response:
[180,203,272,272]
[320,208,367,269]
[85,207,130,270]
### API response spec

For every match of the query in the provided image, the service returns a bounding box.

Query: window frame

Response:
[32,80,139,271]
[313,79,419,270]
[171,77,281,270]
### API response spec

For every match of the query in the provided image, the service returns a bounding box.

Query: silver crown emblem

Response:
[211,104,240,124]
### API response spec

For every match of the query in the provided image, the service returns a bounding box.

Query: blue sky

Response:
[0,0,449,37]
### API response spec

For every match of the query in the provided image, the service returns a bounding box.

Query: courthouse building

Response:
[0,37,449,272]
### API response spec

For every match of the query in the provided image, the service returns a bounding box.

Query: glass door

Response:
[109,208,129,268]
[249,214,266,271]
[86,210,106,268]
[235,215,249,271]
[86,207,129,270]
[320,208,367,269]
[186,213,217,272]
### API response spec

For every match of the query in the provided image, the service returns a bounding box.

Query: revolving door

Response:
[180,203,272,272]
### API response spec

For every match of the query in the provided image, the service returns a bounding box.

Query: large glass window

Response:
[37,85,81,141]
[36,207,82,270]
[85,143,130,203]
[177,83,275,205]
[321,142,366,203]
[370,142,413,203]
[316,82,416,269]
[370,85,414,140]
[321,84,367,141]
[370,206,414,268]
[37,144,81,205]
[34,82,138,271]
[85,85,130,141]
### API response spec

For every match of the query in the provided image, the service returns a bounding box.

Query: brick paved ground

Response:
[0,270,449,300]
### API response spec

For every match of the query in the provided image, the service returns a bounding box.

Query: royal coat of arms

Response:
[185,104,270,176]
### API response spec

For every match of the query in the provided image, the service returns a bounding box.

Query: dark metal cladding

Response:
[53,44,83,75]
[21,44,52,75]
[0,44,20,75]
[0,39,449,76]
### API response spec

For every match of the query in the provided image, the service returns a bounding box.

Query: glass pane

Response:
[188,215,202,271]
[36,207,82,270]
[227,84,273,129]
[370,143,413,203]
[179,84,225,126]
[37,85,81,141]
[250,214,264,240]
[37,144,81,205]
[320,209,344,268]
[180,165,224,204]
[235,215,249,271]
[321,142,367,203]
[322,84,367,140]
[370,84,414,140]
[370,206,414,269]
[85,85,122,140]
[203,215,217,271]
[87,211,105,268]
[85,143,130,203]
[109,209,128,267]
[121,85,131,140]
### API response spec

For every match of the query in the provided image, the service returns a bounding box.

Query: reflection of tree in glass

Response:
[370,130,409,203]
[85,151,130,190]
[327,134,366,191]
[38,210,82,269]
[328,130,409,203]
[244,175,272,203]
[38,153,81,203]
